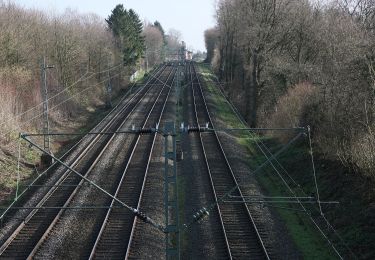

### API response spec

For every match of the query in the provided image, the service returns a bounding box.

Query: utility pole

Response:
[163,122,180,260]
[40,56,54,166]
[146,47,149,72]
[106,58,112,108]
[176,64,182,109]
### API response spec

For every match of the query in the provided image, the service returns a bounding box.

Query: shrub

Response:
[264,82,317,142]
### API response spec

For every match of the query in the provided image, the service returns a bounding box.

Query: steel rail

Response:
[0,65,168,258]
[25,66,175,259]
[188,62,233,259]
[0,65,165,224]
[191,62,270,259]
[124,67,176,260]
[89,66,176,259]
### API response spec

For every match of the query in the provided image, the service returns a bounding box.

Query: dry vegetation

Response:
[0,1,144,201]
[0,1,177,202]
[205,0,375,178]
[0,2,130,141]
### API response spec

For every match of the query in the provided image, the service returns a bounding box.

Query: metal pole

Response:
[106,58,112,108]
[164,121,179,260]
[40,57,54,166]
[41,57,50,152]
[146,48,149,72]
[176,66,180,108]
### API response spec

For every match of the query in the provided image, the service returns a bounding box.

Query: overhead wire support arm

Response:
[183,125,307,134]
[19,124,306,238]
[20,119,182,258]
[19,132,166,233]
[182,127,306,231]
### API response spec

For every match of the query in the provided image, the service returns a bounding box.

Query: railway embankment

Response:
[197,64,372,259]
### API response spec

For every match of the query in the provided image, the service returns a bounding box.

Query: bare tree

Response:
[209,0,375,178]
[143,23,164,68]
[204,28,219,64]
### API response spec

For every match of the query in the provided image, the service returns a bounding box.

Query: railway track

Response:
[88,66,175,259]
[123,70,178,259]
[0,64,176,259]
[179,63,230,259]
[0,61,273,259]
[0,65,165,235]
[188,62,270,259]
[31,66,176,259]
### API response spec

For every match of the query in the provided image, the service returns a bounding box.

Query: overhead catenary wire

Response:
[16,138,21,200]
[4,64,168,227]
[252,125,358,259]
[0,69,124,139]
[308,126,323,215]
[0,68,152,221]
[20,134,166,233]
[0,62,123,132]
[204,64,357,259]
[0,72,125,213]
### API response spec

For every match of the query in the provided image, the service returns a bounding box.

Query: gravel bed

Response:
[0,85,141,246]
[178,79,229,259]
[33,84,165,259]
[126,79,177,259]
[180,131,229,260]
[127,135,166,259]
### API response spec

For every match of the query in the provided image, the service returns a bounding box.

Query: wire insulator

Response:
[136,211,149,223]
[139,128,153,134]
[192,207,210,223]
[187,127,200,133]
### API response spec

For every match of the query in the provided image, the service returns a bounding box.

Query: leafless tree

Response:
[207,0,375,177]
[143,23,164,68]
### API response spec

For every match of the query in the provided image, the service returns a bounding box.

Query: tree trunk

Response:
[247,48,258,127]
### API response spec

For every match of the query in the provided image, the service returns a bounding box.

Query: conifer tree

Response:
[106,4,144,65]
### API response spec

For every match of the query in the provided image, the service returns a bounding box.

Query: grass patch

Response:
[199,68,243,129]
[254,156,337,259]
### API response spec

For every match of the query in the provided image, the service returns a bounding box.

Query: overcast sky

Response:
[14,0,216,52]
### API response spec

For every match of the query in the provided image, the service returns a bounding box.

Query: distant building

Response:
[180,41,186,61]
[185,51,193,60]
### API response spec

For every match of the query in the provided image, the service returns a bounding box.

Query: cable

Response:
[0,71,122,139]
[214,67,359,258]
[0,71,91,128]
[257,127,358,259]
[200,65,354,259]
[308,126,323,214]
[0,63,123,130]
[0,64,166,221]
[16,138,21,201]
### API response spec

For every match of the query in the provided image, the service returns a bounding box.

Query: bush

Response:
[349,129,375,177]
[264,82,317,142]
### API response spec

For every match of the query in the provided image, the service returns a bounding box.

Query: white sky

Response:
[13,0,217,52]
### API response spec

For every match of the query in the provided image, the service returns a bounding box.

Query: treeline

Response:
[143,22,184,67]
[205,0,375,177]
[0,2,172,145]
